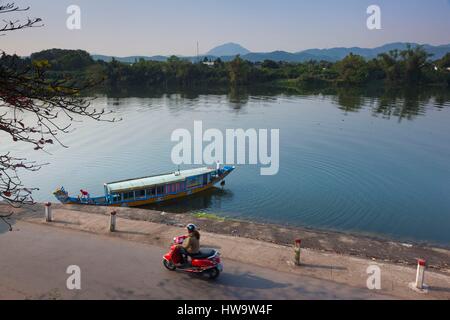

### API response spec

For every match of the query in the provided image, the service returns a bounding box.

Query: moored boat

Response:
[53,165,235,207]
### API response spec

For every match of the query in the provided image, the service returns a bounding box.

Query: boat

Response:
[53,165,235,207]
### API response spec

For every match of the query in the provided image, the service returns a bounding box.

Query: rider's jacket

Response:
[183,233,200,254]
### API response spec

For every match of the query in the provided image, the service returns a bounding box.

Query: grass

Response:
[192,212,227,222]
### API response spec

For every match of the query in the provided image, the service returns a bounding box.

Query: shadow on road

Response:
[216,272,289,290]
[428,286,450,293]
[51,220,81,227]
[300,263,347,271]
[116,230,151,237]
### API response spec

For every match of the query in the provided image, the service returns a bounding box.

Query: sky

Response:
[1,0,450,57]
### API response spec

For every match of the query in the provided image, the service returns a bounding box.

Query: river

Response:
[3,86,450,246]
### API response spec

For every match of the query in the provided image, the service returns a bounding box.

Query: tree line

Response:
[3,45,450,90]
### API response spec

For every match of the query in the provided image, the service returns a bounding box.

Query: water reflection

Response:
[142,187,234,214]
[6,85,450,245]
[228,86,249,110]
[94,85,450,120]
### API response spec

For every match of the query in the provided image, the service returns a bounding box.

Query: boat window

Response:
[187,176,202,188]
[156,186,164,195]
[136,190,145,198]
[169,183,177,193]
[123,191,134,200]
[112,194,122,203]
[146,188,156,197]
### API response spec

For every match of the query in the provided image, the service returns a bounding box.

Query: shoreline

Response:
[4,202,449,273]
[190,211,450,250]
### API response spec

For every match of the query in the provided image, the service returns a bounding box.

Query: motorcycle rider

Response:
[177,223,200,265]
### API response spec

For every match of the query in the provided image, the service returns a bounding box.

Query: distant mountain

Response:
[299,43,450,61]
[240,51,333,63]
[92,42,450,64]
[206,42,250,57]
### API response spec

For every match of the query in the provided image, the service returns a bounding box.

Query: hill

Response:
[91,42,450,64]
[206,42,251,57]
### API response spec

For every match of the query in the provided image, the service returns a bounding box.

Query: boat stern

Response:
[53,187,71,204]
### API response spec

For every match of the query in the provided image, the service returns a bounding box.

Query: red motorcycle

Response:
[163,236,223,279]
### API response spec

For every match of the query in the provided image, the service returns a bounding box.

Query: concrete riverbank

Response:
[1,203,450,299]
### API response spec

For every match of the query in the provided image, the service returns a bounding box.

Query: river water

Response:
[3,87,450,246]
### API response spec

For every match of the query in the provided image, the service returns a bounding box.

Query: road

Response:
[0,221,387,300]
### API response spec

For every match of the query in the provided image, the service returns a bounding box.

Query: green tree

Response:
[437,53,450,69]
[228,55,249,86]
[334,53,369,85]
[377,49,403,83]
[400,45,431,84]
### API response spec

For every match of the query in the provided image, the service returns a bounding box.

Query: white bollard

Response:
[409,259,428,293]
[45,202,52,222]
[110,211,117,232]
[415,259,426,289]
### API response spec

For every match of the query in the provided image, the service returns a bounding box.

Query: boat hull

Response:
[109,182,218,207]
[54,167,233,207]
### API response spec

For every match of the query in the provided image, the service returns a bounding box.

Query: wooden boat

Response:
[53,166,235,207]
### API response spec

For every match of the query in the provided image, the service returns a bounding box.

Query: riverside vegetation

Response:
[2,45,450,91]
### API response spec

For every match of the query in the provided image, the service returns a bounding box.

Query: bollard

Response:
[294,239,302,266]
[409,259,428,293]
[415,259,427,290]
[45,202,52,222]
[110,211,117,232]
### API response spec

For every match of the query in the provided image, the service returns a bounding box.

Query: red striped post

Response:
[409,259,428,293]
[415,259,426,290]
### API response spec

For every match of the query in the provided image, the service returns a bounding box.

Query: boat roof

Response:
[105,167,216,193]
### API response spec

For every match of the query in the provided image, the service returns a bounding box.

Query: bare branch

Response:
[0,3,115,208]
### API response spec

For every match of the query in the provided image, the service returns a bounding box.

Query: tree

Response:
[228,55,249,86]
[400,45,431,84]
[262,60,279,69]
[0,2,114,220]
[30,49,94,71]
[377,49,403,83]
[334,53,370,85]
[437,53,450,69]
[377,45,432,85]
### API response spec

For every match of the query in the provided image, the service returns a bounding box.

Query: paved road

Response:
[0,221,386,300]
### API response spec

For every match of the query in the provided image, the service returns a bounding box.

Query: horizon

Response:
[89,41,450,58]
[2,0,450,57]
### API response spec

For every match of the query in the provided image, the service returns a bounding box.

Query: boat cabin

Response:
[104,167,219,205]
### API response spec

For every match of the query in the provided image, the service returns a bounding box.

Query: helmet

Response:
[186,223,197,232]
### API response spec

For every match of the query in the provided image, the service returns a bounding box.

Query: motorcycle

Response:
[163,235,223,279]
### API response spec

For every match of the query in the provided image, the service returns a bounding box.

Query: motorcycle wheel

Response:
[207,267,220,280]
[163,259,176,271]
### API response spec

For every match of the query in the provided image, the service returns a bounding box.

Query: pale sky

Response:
[1,0,450,57]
